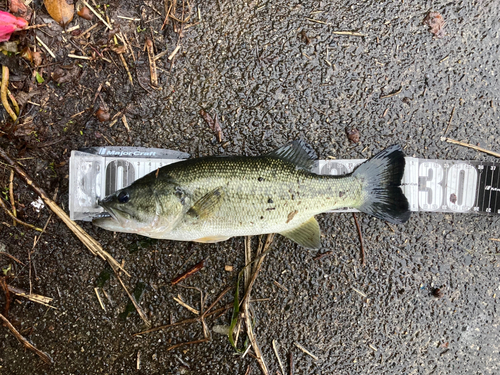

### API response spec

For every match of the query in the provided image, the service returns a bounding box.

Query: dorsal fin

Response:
[266,140,317,171]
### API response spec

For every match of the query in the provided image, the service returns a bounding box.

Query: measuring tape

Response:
[69,148,500,221]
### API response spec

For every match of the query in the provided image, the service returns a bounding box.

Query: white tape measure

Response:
[69,147,500,221]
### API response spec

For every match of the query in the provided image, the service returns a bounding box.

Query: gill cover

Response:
[95,180,188,236]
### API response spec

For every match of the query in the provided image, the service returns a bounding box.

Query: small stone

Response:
[345,127,360,143]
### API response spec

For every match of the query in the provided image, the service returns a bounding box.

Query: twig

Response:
[168,45,181,60]
[167,338,209,351]
[76,23,100,39]
[305,18,331,25]
[67,54,92,60]
[173,295,199,315]
[294,342,318,361]
[70,110,86,118]
[203,285,231,316]
[62,25,80,34]
[117,15,141,21]
[9,169,16,226]
[35,36,56,59]
[7,91,19,116]
[443,106,455,134]
[0,196,43,232]
[244,236,252,290]
[352,213,365,266]
[0,251,25,265]
[352,287,367,298]
[161,1,174,30]
[121,115,131,132]
[7,285,54,308]
[273,340,285,375]
[1,65,17,121]
[313,251,332,260]
[380,86,403,99]
[118,32,135,62]
[240,234,274,375]
[441,137,500,158]
[171,259,205,285]
[241,234,274,305]
[94,287,106,311]
[82,0,113,29]
[134,287,232,336]
[0,313,53,364]
[24,24,48,30]
[332,31,365,36]
[244,307,268,374]
[145,39,158,86]
[116,273,151,326]
[119,54,133,85]
[0,148,126,275]
[289,352,293,375]
[273,280,289,292]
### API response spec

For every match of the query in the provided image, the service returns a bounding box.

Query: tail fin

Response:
[353,145,411,224]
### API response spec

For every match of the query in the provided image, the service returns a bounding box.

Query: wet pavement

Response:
[0,0,499,374]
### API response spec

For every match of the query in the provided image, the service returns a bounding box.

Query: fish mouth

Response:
[94,202,131,232]
[97,198,128,225]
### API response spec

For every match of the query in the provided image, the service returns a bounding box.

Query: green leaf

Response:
[119,282,146,320]
[95,268,112,288]
[227,268,250,353]
[35,71,44,83]
[228,272,242,350]
[2,264,12,276]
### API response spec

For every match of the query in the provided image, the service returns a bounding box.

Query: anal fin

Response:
[193,235,230,243]
[280,217,321,249]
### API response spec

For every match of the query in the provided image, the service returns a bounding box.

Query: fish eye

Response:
[117,191,130,203]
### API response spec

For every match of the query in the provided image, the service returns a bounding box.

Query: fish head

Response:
[94,181,188,236]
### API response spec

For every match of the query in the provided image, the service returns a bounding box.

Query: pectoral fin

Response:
[280,217,321,249]
[187,187,225,219]
[193,235,230,243]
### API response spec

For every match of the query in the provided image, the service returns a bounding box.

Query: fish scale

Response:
[162,156,362,239]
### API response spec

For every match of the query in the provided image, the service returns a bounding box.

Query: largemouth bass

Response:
[94,141,410,249]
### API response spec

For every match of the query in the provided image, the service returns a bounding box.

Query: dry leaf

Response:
[32,51,43,66]
[423,11,445,38]
[110,44,127,54]
[200,109,224,142]
[77,6,93,20]
[44,0,74,26]
[20,46,33,62]
[51,65,80,84]
[9,0,32,21]
[96,106,110,122]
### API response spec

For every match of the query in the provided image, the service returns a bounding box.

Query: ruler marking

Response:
[475,166,483,211]
[493,165,500,214]
[481,165,489,212]
[487,167,494,213]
